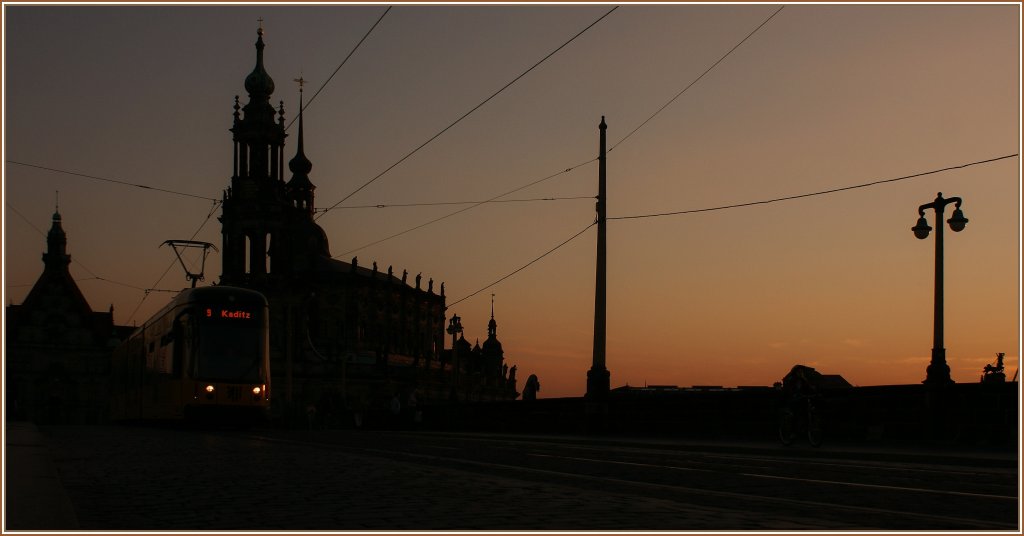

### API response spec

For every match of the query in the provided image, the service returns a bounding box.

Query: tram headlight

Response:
[205,384,215,393]
[252,385,265,400]
[205,384,216,399]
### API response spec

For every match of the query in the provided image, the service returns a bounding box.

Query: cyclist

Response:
[779,365,824,446]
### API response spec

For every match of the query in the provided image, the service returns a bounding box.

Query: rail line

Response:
[245,431,1018,530]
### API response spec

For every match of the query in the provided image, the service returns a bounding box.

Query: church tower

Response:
[220,23,288,284]
[481,295,505,377]
[43,206,71,272]
[17,205,114,346]
[286,79,315,215]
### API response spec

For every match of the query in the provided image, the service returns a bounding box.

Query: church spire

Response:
[287,76,315,215]
[44,197,70,271]
[232,20,284,183]
[244,21,275,100]
[222,22,288,282]
[481,292,503,361]
[488,293,497,338]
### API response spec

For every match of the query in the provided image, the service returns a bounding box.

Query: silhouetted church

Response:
[5,208,133,423]
[218,25,518,416]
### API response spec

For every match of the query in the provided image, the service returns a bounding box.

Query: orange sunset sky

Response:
[3,3,1020,398]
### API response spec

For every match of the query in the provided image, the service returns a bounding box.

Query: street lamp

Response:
[912,192,968,385]
[446,314,463,392]
[446,314,463,349]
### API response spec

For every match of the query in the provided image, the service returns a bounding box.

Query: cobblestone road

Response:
[34,425,1019,531]
[37,425,845,531]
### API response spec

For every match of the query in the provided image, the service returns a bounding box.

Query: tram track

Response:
[242,429,1018,530]
[384,431,1018,496]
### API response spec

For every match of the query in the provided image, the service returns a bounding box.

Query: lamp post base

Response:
[586,368,610,400]
[585,368,611,434]
[923,348,954,385]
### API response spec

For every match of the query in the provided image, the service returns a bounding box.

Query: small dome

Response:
[245,68,275,97]
[47,213,66,241]
[244,31,275,97]
[288,152,313,177]
[304,219,330,257]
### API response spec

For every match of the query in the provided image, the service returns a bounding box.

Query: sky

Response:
[3,3,1020,398]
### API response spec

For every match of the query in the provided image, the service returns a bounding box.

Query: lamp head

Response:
[947,207,968,232]
[912,216,932,239]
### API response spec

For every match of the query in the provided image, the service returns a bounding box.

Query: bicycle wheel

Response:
[806,404,823,447]
[778,409,796,446]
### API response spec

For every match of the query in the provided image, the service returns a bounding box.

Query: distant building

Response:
[782,365,853,391]
[5,209,133,423]
[440,302,516,402]
[216,26,518,416]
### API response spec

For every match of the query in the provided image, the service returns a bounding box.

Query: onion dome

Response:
[244,26,275,98]
[43,207,70,269]
[482,301,503,356]
[47,209,66,253]
[287,81,316,214]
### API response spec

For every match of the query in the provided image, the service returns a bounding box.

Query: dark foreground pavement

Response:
[3,422,79,530]
[4,422,1019,531]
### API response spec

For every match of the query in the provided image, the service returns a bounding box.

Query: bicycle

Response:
[778,395,823,447]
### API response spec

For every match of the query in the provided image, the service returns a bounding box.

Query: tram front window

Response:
[194,309,264,382]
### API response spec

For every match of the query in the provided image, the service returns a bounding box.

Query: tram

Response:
[111,286,270,423]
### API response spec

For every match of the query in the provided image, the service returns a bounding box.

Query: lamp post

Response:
[587,116,610,401]
[912,192,968,385]
[446,314,463,396]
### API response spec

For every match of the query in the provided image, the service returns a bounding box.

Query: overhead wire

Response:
[316,6,619,219]
[283,6,391,132]
[333,157,596,258]
[608,154,1019,221]
[609,5,785,153]
[6,157,593,211]
[447,221,596,309]
[126,201,222,324]
[436,153,1019,310]
[6,161,220,202]
[318,194,594,211]
[436,7,1022,308]
[6,7,388,310]
[5,202,179,297]
[4,8,392,210]
[12,7,1002,318]
[75,277,146,292]
[324,6,784,257]
[7,202,103,280]
[6,202,50,238]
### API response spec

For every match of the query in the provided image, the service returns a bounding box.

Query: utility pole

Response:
[587,117,610,403]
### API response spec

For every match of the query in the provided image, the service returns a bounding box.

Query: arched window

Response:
[244,235,251,275]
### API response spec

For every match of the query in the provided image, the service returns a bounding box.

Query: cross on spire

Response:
[294,76,306,93]
[257,17,264,33]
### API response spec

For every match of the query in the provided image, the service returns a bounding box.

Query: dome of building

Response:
[244,27,275,98]
[482,335,503,355]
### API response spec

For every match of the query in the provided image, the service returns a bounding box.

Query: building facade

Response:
[218,27,518,418]
[5,210,133,423]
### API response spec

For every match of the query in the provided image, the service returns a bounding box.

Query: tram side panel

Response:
[111,287,271,423]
